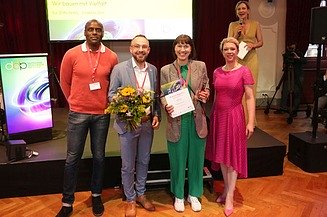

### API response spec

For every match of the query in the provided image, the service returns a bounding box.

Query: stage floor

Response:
[0,107,285,164]
[0,107,168,164]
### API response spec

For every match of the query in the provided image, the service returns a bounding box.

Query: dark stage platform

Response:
[0,109,286,198]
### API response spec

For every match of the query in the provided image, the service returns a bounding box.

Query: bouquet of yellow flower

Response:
[105,86,153,131]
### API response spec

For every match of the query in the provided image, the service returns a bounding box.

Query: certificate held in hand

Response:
[161,79,195,118]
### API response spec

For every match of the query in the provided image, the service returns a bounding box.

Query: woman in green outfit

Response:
[160,34,210,213]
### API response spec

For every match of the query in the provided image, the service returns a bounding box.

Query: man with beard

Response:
[57,19,118,217]
[108,34,161,217]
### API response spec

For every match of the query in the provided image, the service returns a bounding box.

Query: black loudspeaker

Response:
[288,132,327,172]
[310,7,327,44]
[5,139,27,161]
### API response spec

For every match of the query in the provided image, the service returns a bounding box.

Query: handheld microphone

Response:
[237,19,244,37]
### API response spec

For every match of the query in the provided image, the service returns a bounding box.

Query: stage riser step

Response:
[0,144,286,198]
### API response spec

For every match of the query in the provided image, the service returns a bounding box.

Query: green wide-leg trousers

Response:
[167,112,206,199]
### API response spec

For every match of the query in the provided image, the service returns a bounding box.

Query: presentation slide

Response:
[0,54,53,135]
[46,0,193,41]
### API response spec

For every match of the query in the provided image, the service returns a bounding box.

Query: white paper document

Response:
[237,41,249,60]
[165,88,195,118]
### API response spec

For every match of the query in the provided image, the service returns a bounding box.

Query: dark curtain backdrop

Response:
[285,0,321,53]
[0,0,48,53]
[0,0,320,107]
[194,0,238,78]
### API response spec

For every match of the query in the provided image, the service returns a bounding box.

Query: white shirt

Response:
[132,58,151,115]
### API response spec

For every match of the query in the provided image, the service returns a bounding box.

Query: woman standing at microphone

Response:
[228,1,263,101]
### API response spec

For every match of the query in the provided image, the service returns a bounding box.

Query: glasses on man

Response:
[131,44,149,50]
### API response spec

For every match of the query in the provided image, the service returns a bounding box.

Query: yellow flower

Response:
[121,87,136,97]
[137,105,145,113]
[119,104,128,113]
[105,85,154,131]
[142,95,151,104]
[104,107,110,114]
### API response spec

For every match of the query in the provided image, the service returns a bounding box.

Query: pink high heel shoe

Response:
[224,208,233,216]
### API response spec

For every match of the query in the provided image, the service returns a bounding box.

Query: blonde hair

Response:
[235,1,250,19]
[219,37,239,52]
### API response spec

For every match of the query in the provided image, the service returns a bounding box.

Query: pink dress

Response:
[205,65,254,178]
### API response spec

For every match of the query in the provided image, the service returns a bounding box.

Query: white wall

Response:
[250,0,286,99]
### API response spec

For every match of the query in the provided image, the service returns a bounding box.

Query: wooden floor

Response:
[0,108,327,217]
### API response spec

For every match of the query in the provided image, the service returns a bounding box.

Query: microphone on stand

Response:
[237,19,244,37]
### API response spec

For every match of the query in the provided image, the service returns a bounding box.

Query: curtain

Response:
[0,0,48,53]
[285,0,321,53]
[194,0,238,76]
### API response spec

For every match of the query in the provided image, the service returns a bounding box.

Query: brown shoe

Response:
[136,195,155,211]
[125,201,136,217]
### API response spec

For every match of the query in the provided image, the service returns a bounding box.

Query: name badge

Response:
[89,82,101,91]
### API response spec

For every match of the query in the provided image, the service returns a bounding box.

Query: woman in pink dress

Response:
[205,37,255,216]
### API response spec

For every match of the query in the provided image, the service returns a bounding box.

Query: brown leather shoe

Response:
[136,195,155,211]
[125,201,136,217]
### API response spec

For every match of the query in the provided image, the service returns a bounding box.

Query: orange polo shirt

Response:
[60,42,118,114]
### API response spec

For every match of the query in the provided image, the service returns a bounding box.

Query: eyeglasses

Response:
[131,44,149,50]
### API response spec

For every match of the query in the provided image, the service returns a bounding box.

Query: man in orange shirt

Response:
[57,19,118,217]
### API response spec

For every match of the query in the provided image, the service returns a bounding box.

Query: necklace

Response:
[224,63,238,71]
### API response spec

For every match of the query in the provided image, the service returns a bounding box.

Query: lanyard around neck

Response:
[87,44,101,82]
[134,69,148,91]
[173,62,191,87]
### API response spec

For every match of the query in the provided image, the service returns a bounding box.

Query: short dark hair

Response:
[84,19,104,32]
[132,34,147,41]
[130,34,149,45]
[172,34,197,60]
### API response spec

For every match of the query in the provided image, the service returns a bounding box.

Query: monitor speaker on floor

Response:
[288,132,327,172]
